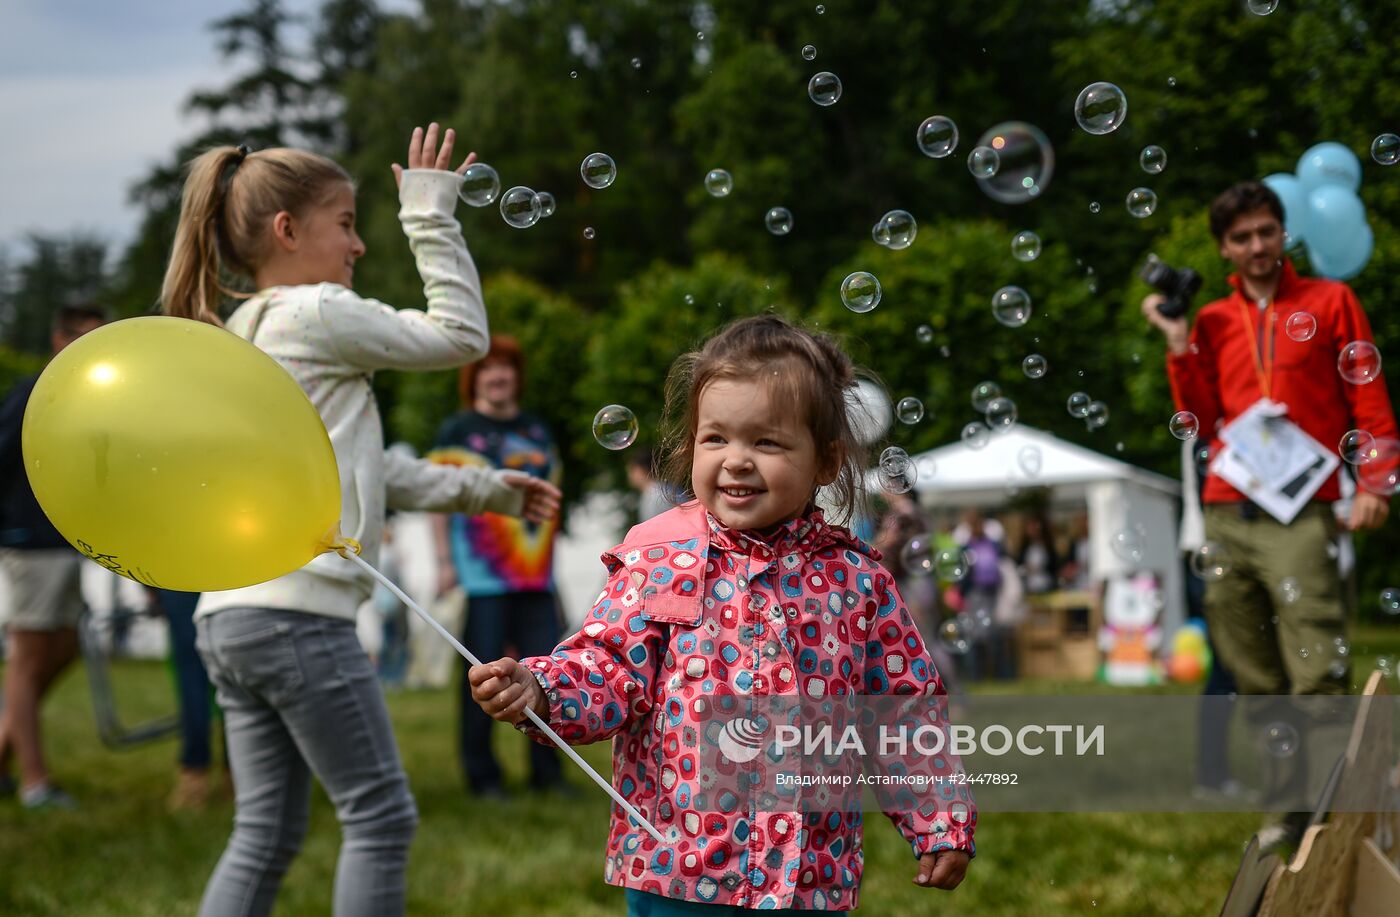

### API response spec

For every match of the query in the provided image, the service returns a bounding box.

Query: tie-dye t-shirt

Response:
[429,411,560,596]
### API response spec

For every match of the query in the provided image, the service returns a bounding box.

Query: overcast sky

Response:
[0,0,408,259]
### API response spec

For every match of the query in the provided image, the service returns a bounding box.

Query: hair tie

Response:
[235,143,251,161]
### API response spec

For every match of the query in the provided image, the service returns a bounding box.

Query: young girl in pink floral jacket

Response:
[471,315,975,913]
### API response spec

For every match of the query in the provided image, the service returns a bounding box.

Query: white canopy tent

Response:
[903,426,1187,636]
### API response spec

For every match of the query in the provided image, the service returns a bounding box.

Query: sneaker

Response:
[20,782,76,810]
[1255,815,1307,855]
[532,780,580,799]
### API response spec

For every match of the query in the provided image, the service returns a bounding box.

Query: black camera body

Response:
[1139,254,1203,319]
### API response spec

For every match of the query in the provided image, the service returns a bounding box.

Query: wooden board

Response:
[1351,837,1400,917]
[1219,835,1282,917]
[1254,672,1393,916]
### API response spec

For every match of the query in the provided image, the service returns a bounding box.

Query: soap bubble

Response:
[1140,145,1167,174]
[1373,133,1400,166]
[879,446,909,473]
[938,617,970,654]
[1089,201,1101,213]
[1126,187,1158,218]
[1338,341,1382,384]
[1022,354,1048,379]
[1018,445,1043,477]
[878,462,917,495]
[801,44,817,61]
[1380,588,1400,616]
[500,186,542,228]
[1067,392,1092,418]
[631,57,642,69]
[570,70,578,79]
[1262,722,1297,758]
[967,146,1000,178]
[975,122,1056,204]
[704,168,733,197]
[1279,577,1301,604]
[765,207,793,235]
[873,210,917,250]
[592,404,638,450]
[1011,230,1041,261]
[1248,0,1278,14]
[1339,429,1377,464]
[840,271,881,313]
[877,448,917,494]
[1110,529,1145,563]
[583,226,596,240]
[934,548,970,581]
[458,162,501,207]
[534,191,556,218]
[971,381,1001,412]
[985,397,1017,433]
[580,152,617,189]
[896,397,925,424]
[808,71,842,106]
[1284,311,1317,342]
[1190,541,1232,581]
[916,325,934,344]
[1074,82,1128,135]
[1084,401,1110,430]
[815,4,825,12]
[1357,438,1400,495]
[1169,411,1199,440]
[916,116,959,158]
[961,422,990,450]
[900,533,936,575]
[991,286,1032,327]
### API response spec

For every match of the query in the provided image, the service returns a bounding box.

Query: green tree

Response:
[575,253,795,487]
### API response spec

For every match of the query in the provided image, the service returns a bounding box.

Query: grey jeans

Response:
[195,607,418,917]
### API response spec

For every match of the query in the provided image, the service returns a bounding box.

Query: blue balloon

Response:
[1307,222,1373,281]
[1262,172,1308,249]
[1296,141,1362,193]
[1305,185,1368,259]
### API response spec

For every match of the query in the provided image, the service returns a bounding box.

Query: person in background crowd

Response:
[1016,514,1060,595]
[627,448,675,523]
[430,335,570,799]
[0,304,105,810]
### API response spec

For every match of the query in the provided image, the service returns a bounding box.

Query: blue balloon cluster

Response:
[1263,143,1373,281]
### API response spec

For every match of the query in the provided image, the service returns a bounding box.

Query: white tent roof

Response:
[906,425,1180,502]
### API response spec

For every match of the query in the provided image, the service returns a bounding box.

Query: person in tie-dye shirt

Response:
[430,335,568,797]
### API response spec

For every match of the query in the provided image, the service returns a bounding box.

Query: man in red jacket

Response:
[1143,180,1396,847]
[1144,180,1395,694]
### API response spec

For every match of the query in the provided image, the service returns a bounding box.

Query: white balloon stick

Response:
[341,550,667,845]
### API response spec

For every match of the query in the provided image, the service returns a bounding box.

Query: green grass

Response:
[2,624,1397,916]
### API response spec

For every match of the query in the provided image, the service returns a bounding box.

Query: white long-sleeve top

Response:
[197,170,521,621]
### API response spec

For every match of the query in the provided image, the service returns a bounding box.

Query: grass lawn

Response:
[2,623,1397,916]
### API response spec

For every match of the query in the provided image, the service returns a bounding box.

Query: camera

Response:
[1139,254,1202,319]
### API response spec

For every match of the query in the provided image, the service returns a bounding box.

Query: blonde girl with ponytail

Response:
[162,124,559,917]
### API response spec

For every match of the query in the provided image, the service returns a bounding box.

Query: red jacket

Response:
[1168,259,1398,504]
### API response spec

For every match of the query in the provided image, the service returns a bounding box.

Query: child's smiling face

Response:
[691,377,832,532]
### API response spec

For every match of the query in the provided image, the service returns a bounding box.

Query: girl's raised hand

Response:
[392,122,479,189]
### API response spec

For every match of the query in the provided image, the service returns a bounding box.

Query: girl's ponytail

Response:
[160,145,247,326]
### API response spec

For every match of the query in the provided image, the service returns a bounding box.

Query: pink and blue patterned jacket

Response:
[521,500,976,910]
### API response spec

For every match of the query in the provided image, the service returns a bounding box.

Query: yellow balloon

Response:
[22,316,342,592]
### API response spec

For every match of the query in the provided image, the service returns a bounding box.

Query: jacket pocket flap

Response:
[640,592,703,626]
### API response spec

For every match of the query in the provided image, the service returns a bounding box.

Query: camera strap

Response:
[1236,297,1276,400]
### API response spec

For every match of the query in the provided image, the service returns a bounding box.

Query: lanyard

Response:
[1237,296,1275,401]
